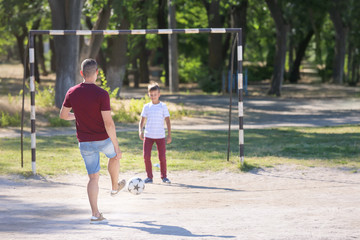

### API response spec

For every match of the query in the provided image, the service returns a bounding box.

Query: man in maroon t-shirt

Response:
[60,59,125,224]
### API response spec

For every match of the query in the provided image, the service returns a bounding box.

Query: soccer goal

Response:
[23,28,244,174]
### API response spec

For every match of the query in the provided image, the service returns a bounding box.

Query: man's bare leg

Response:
[88,172,100,217]
[108,157,120,190]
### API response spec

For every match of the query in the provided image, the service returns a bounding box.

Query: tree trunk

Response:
[288,33,293,80]
[168,0,179,92]
[33,36,41,83]
[97,48,107,75]
[230,0,248,54]
[139,39,150,84]
[346,42,352,83]
[266,0,289,96]
[132,58,140,88]
[80,0,112,61]
[139,10,149,84]
[201,0,225,91]
[206,0,223,72]
[49,0,84,108]
[157,0,169,86]
[106,18,130,97]
[15,32,29,77]
[227,0,248,93]
[289,29,314,83]
[50,38,56,72]
[36,34,48,76]
[329,1,347,84]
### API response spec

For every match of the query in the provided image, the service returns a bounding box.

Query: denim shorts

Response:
[79,138,116,174]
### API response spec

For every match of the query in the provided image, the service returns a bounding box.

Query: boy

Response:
[139,82,172,184]
[60,59,126,224]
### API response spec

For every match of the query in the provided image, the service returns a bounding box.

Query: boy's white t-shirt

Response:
[141,101,170,139]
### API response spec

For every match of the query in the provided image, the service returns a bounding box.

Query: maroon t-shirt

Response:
[63,83,111,142]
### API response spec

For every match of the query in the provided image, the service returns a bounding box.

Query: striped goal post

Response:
[26,28,244,174]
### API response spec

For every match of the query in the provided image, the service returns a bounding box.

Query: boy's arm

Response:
[139,117,146,140]
[59,106,75,120]
[165,116,171,144]
[101,110,122,160]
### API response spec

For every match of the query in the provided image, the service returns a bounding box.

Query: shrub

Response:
[112,95,194,123]
[178,56,206,83]
[0,111,21,127]
[99,69,119,98]
[198,69,220,93]
[246,65,273,82]
[129,94,150,115]
[36,85,55,107]
[113,106,137,123]
[48,116,71,127]
[112,95,149,123]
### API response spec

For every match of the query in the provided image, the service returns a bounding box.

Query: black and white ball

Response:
[127,177,145,195]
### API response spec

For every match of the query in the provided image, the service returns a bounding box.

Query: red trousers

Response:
[143,137,167,179]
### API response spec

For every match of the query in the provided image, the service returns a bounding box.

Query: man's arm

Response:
[139,117,146,141]
[101,110,122,160]
[59,106,75,120]
[165,116,171,144]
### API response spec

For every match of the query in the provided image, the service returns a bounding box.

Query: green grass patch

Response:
[1,125,359,176]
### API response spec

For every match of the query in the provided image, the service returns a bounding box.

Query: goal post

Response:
[25,28,244,174]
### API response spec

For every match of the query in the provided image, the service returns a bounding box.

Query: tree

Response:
[341,0,359,86]
[265,0,289,96]
[48,0,84,108]
[0,0,45,81]
[329,0,349,84]
[229,0,248,54]
[202,0,225,91]
[81,0,113,61]
[245,0,275,65]
[287,0,325,83]
[289,28,313,83]
[157,0,169,86]
[105,1,130,95]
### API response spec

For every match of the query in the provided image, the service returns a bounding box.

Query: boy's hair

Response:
[148,81,160,92]
[81,59,98,78]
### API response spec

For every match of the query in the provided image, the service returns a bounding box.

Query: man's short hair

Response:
[148,81,160,92]
[81,59,98,78]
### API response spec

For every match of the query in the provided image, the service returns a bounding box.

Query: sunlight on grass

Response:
[0,125,359,176]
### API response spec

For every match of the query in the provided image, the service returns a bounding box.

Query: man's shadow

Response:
[109,220,235,238]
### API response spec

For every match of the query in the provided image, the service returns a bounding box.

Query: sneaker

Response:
[90,213,108,224]
[144,178,153,184]
[162,177,171,184]
[110,179,126,196]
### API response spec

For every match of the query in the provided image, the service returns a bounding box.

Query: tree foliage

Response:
[0,0,359,101]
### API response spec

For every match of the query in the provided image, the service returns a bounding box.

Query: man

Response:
[60,59,125,224]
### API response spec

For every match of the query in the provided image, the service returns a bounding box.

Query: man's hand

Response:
[59,106,75,120]
[115,149,122,160]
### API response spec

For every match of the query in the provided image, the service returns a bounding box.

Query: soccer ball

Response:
[127,177,145,195]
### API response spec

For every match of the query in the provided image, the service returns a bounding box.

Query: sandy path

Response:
[1,166,359,240]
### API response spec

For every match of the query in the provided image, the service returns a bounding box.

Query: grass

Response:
[1,125,359,177]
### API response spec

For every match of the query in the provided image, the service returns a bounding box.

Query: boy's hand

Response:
[166,135,172,144]
[139,131,144,141]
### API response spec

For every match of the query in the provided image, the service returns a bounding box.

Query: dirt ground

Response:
[1,64,360,239]
[1,165,360,240]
